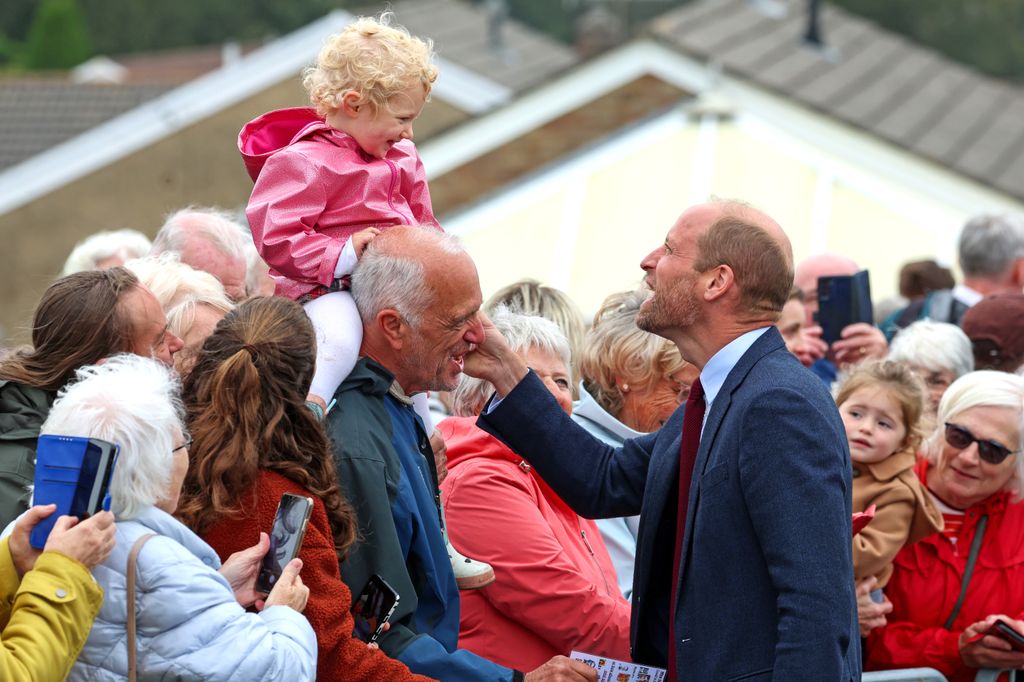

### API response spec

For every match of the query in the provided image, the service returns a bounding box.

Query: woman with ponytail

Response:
[178,296,434,682]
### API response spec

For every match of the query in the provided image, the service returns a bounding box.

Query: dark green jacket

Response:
[0,380,53,528]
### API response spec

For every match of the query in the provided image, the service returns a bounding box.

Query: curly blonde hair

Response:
[303,12,438,117]
[834,359,928,454]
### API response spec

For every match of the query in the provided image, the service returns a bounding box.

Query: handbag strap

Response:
[943,514,988,630]
[127,533,157,682]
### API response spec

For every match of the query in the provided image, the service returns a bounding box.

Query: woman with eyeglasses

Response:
[863,370,1024,681]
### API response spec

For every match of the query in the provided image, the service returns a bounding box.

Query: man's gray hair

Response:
[958,213,1024,278]
[350,229,464,328]
[39,354,184,519]
[888,320,974,379]
[451,306,571,417]
[152,206,249,259]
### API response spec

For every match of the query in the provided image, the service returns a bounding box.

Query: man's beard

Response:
[637,272,700,336]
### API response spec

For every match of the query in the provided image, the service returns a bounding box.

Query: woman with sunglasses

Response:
[864,370,1024,681]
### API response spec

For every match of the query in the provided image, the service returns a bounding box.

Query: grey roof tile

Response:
[650,0,1024,201]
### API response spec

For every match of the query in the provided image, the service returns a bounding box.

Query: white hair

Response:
[238,225,271,297]
[39,354,184,519]
[888,320,974,379]
[924,370,1024,500]
[350,229,464,327]
[151,206,249,260]
[125,253,232,312]
[61,229,152,276]
[451,306,571,417]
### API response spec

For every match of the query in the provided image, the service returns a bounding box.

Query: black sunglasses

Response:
[944,422,1017,465]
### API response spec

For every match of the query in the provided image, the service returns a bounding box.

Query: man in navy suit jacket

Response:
[467,201,860,681]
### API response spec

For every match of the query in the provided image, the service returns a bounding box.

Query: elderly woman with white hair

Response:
[571,290,697,598]
[40,354,316,681]
[864,370,1024,682]
[888,319,974,415]
[61,229,152,276]
[437,308,630,672]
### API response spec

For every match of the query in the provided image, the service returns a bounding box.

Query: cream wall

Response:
[446,109,1023,316]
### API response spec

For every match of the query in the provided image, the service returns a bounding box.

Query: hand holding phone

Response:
[256,493,313,595]
[987,619,1024,652]
[815,270,873,345]
[352,574,400,644]
[30,435,119,549]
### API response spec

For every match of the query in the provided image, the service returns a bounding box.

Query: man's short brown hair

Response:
[693,215,793,318]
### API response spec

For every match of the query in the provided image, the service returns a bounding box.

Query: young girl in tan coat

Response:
[835,360,943,591]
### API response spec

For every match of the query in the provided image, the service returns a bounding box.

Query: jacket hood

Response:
[238,107,328,182]
[439,416,575,517]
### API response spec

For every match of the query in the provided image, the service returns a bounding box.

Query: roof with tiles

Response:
[649,0,1024,202]
[0,80,170,171]
[0,0,576,175]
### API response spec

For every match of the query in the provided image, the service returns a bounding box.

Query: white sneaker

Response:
[447,538,495,590]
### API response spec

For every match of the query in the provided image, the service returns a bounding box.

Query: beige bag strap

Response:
[127,533,157,682]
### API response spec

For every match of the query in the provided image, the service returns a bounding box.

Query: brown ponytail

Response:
[178,296,357,559]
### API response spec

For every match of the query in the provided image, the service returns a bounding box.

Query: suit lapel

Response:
[673,329,786,602]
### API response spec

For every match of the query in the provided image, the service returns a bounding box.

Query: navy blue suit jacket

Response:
[477,327,860,681]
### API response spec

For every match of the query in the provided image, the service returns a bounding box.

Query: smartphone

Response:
[256,493,314,594]
[352,574,400,644]
[815,270,873,345]
[990,620,1024,652]
[30,435,119,549]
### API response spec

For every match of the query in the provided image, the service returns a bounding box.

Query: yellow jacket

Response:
[0,537,103,682]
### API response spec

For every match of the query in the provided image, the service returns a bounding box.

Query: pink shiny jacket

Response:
[239,107,440,300]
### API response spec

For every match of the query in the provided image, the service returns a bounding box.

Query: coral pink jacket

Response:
[239,107,440,300]
[438,416,632,671]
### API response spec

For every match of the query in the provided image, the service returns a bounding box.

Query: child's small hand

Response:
[352,228,382,259]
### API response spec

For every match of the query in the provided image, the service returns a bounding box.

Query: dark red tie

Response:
[667,378,705,682]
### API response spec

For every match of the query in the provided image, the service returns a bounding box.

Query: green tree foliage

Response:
[831,0,1024,81]
[24,0,92,69]
[74,0,353,55]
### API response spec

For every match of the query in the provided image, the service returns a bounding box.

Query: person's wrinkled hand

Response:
[856,576,892,637]
[832,323,888,366]
[263,558,309,613]
[219,532,269,607]
[462,311,528,397]
[801,324,828,365]
[352,228,381,259]
[524,656,598,681]
[38,510,117,571]
[430,429,448,484]
[959,615,1024,670]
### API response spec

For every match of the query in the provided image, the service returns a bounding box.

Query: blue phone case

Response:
[816,270,874,345]
[30,435,118,549]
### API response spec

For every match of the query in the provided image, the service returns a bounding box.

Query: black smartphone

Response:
[352,574,400,644]
[816,270,873,345]
[991,620,1024,652]
[256,493,314,594]
[30,435,119,550]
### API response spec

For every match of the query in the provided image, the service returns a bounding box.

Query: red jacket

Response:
[201,470,433,682]
[438,416,631,671]
[865,461,1024,682]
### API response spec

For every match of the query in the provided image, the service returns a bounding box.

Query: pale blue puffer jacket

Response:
[68,506,317,681]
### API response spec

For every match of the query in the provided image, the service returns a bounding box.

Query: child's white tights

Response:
[304,290,435,430]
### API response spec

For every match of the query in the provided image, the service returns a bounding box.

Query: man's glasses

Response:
[944,422,1017,465]
[172,436,193,453]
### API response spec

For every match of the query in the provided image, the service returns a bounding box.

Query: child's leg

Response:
[412,393,434,432]
[303,291,362,403]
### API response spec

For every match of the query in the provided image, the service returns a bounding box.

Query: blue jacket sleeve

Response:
[399,634,515,682]
[477,370,660,520]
